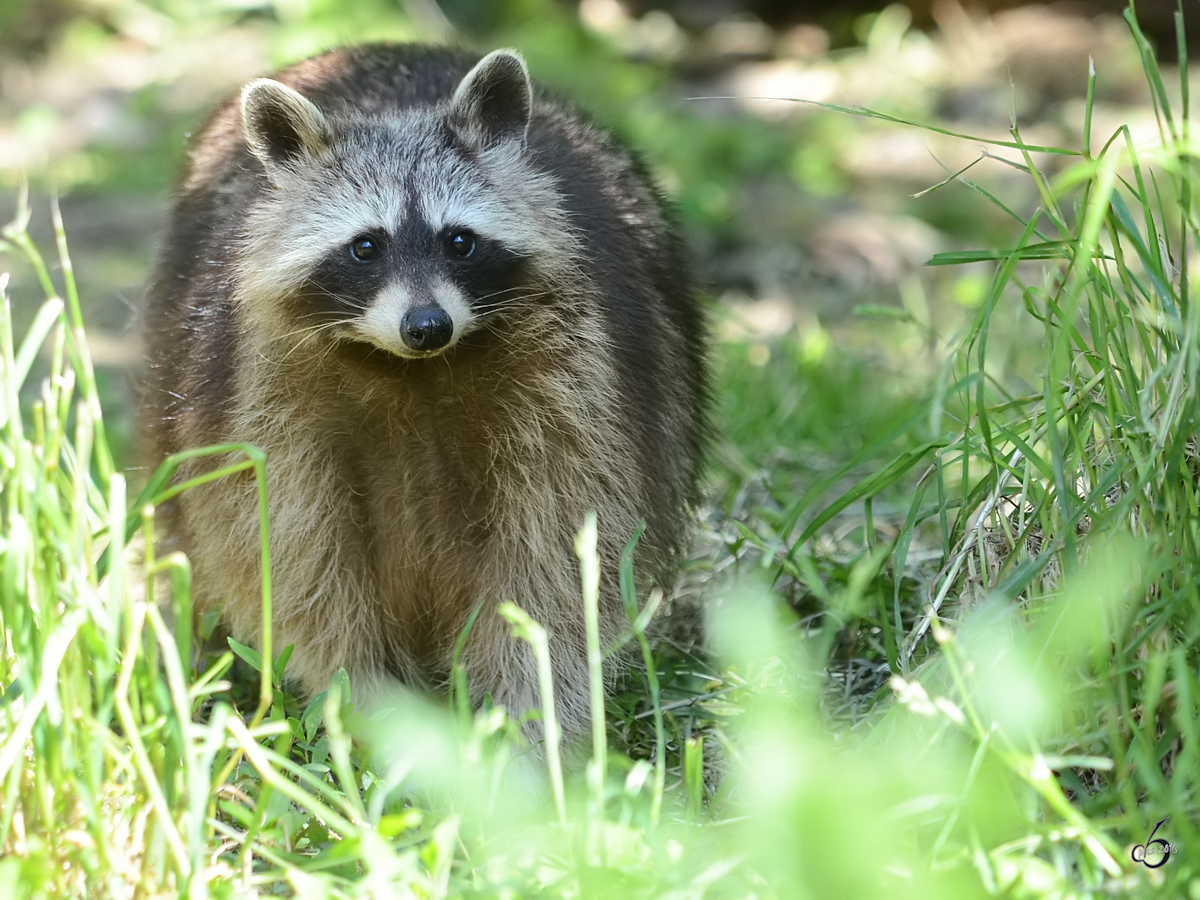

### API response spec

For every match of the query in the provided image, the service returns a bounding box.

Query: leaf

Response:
[228,637,263,673]
[925,242,1077,266]
[785,438,948,560]
[274,643,295,682]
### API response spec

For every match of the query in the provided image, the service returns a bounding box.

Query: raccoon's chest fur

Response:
[224,306,630,685]
[339,351,590,670]
[142,43,708,738]
[346,382,495,668]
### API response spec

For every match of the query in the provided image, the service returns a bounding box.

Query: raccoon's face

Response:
[234,50,574,361]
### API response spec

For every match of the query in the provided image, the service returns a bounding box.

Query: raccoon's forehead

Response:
[272,117,543,248]
[239,112,574,299]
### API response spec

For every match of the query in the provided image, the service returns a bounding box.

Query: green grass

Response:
[4,2,1200,897]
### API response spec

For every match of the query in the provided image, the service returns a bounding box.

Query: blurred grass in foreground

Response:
[2,3,1200,898]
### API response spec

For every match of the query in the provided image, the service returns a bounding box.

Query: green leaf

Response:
[925,242,1076,266]
[274,643,295,682]
[228,637,263,673]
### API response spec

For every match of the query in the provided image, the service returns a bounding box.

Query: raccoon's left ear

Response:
[449,50,532,150]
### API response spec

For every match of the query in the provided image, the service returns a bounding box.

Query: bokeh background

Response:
[0,0,1168,478]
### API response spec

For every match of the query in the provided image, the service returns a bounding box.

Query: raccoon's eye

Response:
[445,229,476,259]
[349,235,380,262]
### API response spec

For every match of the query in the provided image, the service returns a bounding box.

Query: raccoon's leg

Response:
[269,580,403,701]
[458,529,632,751]
[176,452,414,703]
[459,598,592,751]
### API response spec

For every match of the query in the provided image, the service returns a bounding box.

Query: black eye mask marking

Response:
[295,223,536,329]
[298,231,390,318]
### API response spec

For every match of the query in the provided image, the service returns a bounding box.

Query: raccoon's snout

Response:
[400,305,454,352]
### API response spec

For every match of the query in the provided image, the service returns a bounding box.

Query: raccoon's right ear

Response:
[241,79,332,171]
[449,49,532,150]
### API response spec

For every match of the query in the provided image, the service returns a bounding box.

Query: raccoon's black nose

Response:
[400,306,453,352]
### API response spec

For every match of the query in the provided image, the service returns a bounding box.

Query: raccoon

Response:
[142,43,707,741]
